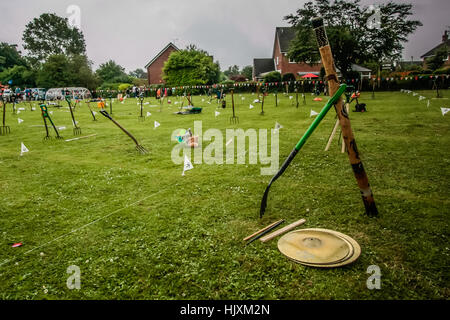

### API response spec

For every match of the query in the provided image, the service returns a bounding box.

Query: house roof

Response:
[145,42,179,69]
[276,27,296,53]
[253,58,275,77]
[420,40,450,59]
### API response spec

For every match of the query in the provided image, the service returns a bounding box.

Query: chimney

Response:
[443,31,448,43]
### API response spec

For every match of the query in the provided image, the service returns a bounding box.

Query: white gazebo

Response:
[45,87,92,100]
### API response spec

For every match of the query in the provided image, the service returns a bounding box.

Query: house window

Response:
[276,57,279,66]
[289,57,296,63]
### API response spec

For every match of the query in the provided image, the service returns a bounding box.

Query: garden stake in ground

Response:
[230,89,239,124]
[260,90,265,115]
[99,110,148,154]
[85,101,97,121]
[260,84,347,218]
[39,104,63,140]
[138,94,145,121]
[0,100,10,135]
[312,17,378,217]
[66,97,81,135]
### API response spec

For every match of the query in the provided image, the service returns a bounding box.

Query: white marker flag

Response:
[49,111,53,115]
[18,118,24,124]
[289,96,293,99]
[249,104,255,109]
[274,122,283,132]
[154,121,160,128]
[419,96,426,101]
[147,112,152,117]
[215,111,220,117]
[182,155,194,176]
[20,142,29,156]
[144,102,149,105]
[441,107,450,116]
[310,109,318,117]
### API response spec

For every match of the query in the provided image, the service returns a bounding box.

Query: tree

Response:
[0,65,36,87]
[264,71,282,83]
[426,46,448,71]
[224,65,240,77]
[282,73,296,82]
[22,13,86,63]
[69,55,100,90]
[0,43,28,72]
[162,45,220,86]
[241,65,253,80]
[96,60,130,84]
[35,54,98,89]
[284,0,422,79]
[129,68,148,79]
[36,54,72,88]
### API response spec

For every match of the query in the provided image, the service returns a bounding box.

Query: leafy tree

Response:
[282,73,296,81]
[241,65,253,80]
[69,55,99,89]
[96,60,131,84]
[22,13,86,63]
[0,43,28,72]
[0,65,36,87]
[224,65,240,77]
[162,45,220,86]
[36,54,98,89]
[129,68,148,79]
[264,71,282,83]
[284,0,422,79]
[426,46,448,71]
[36,55,72,88]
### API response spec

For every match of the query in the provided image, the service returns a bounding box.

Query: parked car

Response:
[2,89,12,102]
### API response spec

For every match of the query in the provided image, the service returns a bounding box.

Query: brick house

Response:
[253,27,322,81]
[145,42,179,85]
[420,31,450,69]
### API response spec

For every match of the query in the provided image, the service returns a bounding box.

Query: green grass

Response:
[0,90,449,299]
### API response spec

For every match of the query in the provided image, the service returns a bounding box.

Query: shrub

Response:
[264,71,281,83]
[281,73,296,82]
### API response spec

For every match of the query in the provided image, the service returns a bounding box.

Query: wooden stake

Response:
[312,17,378,217]
[260,219,306,243]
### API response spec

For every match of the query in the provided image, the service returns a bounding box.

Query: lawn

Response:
[0,89,449,299]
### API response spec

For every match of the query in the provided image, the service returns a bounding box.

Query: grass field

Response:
[0,89,449,299]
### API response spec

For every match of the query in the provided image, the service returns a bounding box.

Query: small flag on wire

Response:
[249,104,255,109]
[154,121,160,128]
[441,107,450,116]
[310,109,318,117]
[182,155,194,176]
[274,122,283,132]
[18,118,24,124]
[20,142,29,156]
[147,112,152,117]
[215,111,220,117]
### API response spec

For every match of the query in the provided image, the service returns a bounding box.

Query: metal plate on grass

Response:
[278,228,361,267]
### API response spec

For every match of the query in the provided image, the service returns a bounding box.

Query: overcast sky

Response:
[1,0,449,73]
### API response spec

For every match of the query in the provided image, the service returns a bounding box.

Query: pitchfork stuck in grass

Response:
[1,99,10,135]
[40,104,63,140]
[229,89,239,124]
[66,97,81,135]
[99,110,148,154]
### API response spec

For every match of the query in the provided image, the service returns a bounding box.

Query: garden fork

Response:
[40,104,63,140]
[229,89,239,124]
[1,99,10,135]
[66,97,81,135]
[99,110,148,154]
